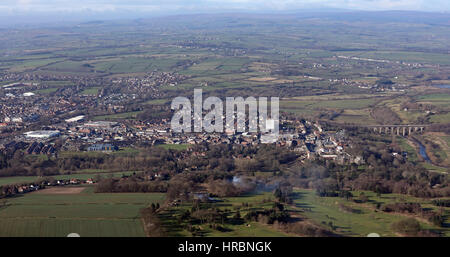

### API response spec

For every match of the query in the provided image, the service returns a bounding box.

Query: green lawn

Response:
[416,93,450,112]
[416,94,450,102]
[159,192,288,237]
[0,189,165,237]
[145,99,170,105]
[33,87,58,94]
[156,144,190,151]
[396,137,418,162]
[207,222,289,237]
[421,163,449,174]
[59,147,140,158]
[430,112,450,123]
[291,189,447,237]
[280,98,378,120]
[159,189,450,237]
[80,87,100,95]
[93,111,143,120]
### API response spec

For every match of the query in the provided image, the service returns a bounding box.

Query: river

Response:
[414,139,431,163]
[432,84,450,89]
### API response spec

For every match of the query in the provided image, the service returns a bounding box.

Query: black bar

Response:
[0,237,446,256]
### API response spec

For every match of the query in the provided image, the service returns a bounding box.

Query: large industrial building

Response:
[24,130,60,139]
[83,121,118,129]
[65,115,85,123]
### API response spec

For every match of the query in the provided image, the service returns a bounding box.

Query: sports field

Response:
[0,186,165,237]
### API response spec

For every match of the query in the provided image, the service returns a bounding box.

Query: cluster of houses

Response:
[111,71,189,88]
[0,70,178,135]
[1,112,363,166]
[0,178,95,198]
[26,142,56,155]
[0,71,362,166]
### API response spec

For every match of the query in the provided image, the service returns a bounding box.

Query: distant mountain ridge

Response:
[1,10,450,28]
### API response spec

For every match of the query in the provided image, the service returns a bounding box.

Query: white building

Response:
[23,92,35,97]
[24,130,60,139]
[83,121,118,129]
[65,115,85,123]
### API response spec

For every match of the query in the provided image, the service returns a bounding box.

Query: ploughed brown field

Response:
[32,187,86,195]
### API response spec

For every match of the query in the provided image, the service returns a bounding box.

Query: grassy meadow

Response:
[0,186,165,237]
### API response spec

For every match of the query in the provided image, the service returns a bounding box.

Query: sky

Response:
[1,0,450,13]
[0,0,449,26]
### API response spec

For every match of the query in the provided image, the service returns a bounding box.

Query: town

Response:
[0,9,448,238]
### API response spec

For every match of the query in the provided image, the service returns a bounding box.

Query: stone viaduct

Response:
[364,125,428,136]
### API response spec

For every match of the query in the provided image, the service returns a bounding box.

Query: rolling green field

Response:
[80,87,100,95]
[1,15,448,128]
[416,93,450,102]
[59,147,140,158]
[0,187,165,237]
[415,93,450,123]
[158,189,449,237]
[159,191,289,237]
[396,137,419,162]
[280,99,376,112]
[0,185,448,237]
[145,99,170,105]
[33,87,58,94]
[430,112,450,123]
[93,111,143,120]
[280,97,379,123]
[0,12,449,238]
[292,189,449,237]
[156,144,191,151]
